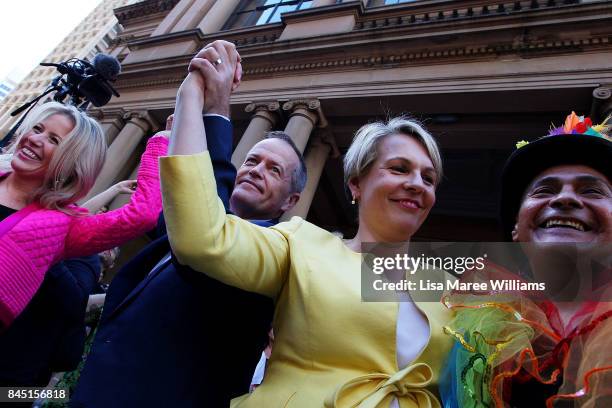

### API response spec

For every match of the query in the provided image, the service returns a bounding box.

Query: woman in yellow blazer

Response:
[161,41,454,408]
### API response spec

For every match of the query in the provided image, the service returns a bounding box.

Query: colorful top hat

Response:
[500,112,611,239]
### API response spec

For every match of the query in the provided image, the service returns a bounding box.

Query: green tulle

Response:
[443,295,541,408]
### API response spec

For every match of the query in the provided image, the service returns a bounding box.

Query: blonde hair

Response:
[343,116,443,187]
[1,102,106,213]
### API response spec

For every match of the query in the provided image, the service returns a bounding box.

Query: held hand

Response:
[192,40,242,87]
[165,114,174,131]
[177,70,206,108]
[113,179,137,195]
[189,40,241,117]
[167,49,211,156]
[233,58,242,92]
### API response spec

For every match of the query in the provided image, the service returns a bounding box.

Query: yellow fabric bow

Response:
[324,363,441,408]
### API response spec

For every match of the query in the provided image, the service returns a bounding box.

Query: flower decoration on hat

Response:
[549,111,611,141]
[515,140,529,149]
[515,112,611,150]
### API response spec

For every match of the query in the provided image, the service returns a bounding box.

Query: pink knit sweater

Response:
[0,135,169,328]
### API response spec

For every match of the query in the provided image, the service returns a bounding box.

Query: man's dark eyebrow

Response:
[244,153,286,173]
[575,175,608,185]
[268,158,286,173]
[576,175,612,193]
[530,174,611,191]
[531,176,560,187]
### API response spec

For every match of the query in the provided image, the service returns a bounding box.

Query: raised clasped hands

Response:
[170,40,241,155]
[184,40,242,117]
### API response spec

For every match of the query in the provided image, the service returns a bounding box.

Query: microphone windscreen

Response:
[92,54,121,81]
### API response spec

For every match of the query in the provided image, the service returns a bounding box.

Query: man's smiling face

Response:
[512,165,612,244]
[229,138,300,220]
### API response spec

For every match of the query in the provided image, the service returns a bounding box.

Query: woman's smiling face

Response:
[350,133,437,242]
[11,114,74,181]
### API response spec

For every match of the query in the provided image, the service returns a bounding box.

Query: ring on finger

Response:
[213,58,222,66]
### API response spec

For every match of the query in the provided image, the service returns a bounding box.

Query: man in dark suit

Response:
[71,41,307,407]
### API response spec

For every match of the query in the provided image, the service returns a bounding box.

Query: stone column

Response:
[101,117,125,145]
[231,102,280,168]
[281,130,338,221]
[590,86,611,123]
[282,99,325,153]
[196,0,242,34]
[89,108,125,145]
[85,111,158,200]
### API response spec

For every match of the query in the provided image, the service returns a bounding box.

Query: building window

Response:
[224,0,313,30]
[369,0,418,6]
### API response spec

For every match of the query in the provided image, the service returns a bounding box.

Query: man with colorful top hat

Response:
[441,112,611,407]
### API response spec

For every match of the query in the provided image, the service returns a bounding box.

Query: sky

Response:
[0,0,102,83]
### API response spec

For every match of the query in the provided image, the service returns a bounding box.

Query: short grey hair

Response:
[343,116,443,186]
[265,131,307,193]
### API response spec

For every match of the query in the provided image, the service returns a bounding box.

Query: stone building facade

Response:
[12,0,612,267]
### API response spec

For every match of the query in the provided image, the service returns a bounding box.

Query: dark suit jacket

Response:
[71,116,274,408]
[0,255,101,386]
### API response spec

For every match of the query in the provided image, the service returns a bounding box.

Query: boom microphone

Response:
[92,54,121,82]
[2,54,123,149]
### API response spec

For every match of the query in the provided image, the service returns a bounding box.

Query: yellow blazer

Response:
[160,152,454,408]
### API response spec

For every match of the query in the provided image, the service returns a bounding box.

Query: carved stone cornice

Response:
[245,101,281,113]
[282,99,321,112]
[115,0,180,25]
[593,86,611,102]
[110,0,610,88]
[216,0,597,50]
[116,74,186,89]
[355,0,583,30]
[88,107,126,121]
[590,86,612,122]
[244,101,281,125]
[87,109,104,120]
[283,99,328,128]
[123,23,283,52]
[109,34,136,48]
[122,110,159,132]
[211,24,284,48]
[241,33,610,78]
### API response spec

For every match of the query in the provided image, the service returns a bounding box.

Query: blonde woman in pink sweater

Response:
[0,102,168,330]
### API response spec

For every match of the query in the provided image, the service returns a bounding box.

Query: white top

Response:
[391,292,430,408]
